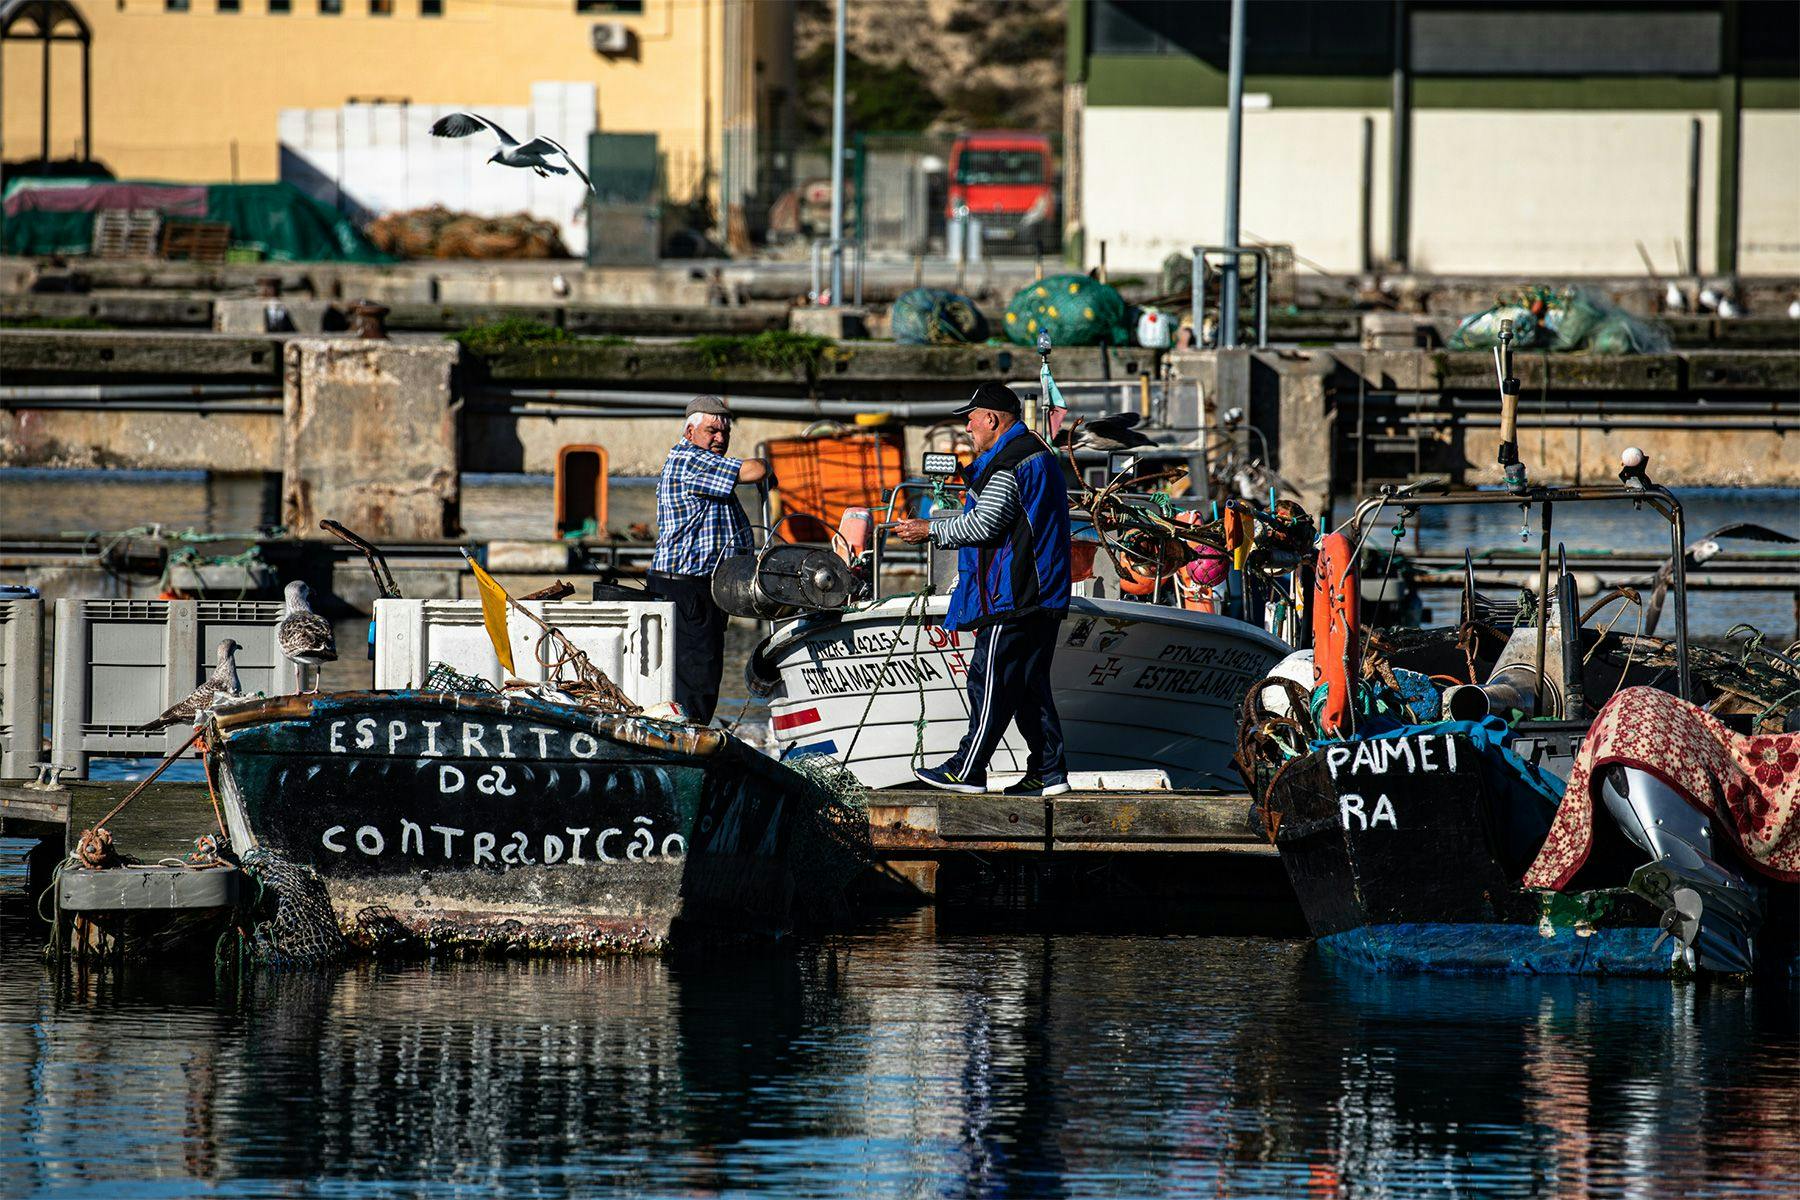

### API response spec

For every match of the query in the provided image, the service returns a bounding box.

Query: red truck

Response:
[946,131,1058,252]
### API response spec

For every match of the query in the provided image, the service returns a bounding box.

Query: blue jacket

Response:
[942,422,1071,632]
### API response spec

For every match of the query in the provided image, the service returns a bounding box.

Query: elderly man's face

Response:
[686,414,732,455]
[966,409,1009,455]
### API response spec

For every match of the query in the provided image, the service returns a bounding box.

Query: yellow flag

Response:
[464,553,516,675]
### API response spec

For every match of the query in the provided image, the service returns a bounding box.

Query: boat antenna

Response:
[1494,318,1527,490]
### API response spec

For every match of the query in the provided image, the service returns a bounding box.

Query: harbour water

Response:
[1,907,1796,1198]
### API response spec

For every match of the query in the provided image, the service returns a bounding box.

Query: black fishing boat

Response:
[1239,324,1800,977]
[206,690,869,955]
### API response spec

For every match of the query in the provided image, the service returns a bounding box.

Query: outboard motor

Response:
[1600,764,1764,973]
[1444,602,1568,722]
[711,543,853,621]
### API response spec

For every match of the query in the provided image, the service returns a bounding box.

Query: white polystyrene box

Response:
[374,599,674,708]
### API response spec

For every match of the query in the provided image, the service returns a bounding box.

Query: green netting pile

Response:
[1447,286,1671,354]
[2,178,393,262]
[1002,273,1132,347]
[890,287,989,345]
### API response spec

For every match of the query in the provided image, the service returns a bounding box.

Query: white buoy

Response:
[1717,297,1739,318]
[1788,299,1800,320]
[1698,287,1721,311]
[1663,282,1684,311]
[1621,446,1646,470]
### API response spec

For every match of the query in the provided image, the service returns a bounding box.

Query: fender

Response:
[1312,531,1359,737]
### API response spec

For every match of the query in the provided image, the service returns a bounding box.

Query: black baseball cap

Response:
[951,382,1023,419]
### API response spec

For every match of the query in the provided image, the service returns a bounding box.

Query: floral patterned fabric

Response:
[1523,686,1800,890]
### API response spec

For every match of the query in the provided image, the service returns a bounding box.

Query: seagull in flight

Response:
[429,112,596,195]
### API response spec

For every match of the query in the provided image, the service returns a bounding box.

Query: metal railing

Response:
[1190,244,1270,349]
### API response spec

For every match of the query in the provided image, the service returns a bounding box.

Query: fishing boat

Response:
[1240,326,1800,977]
[749,593,1289,790]
[206,689,869,955]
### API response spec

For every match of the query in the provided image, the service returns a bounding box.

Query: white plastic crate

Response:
[51,598,295,777]
[1,598,44,777]
[373,598,674,708]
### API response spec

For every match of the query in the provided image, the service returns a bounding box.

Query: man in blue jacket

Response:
[895,382,1072,796]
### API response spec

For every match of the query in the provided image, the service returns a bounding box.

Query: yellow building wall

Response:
[2,0,788,207]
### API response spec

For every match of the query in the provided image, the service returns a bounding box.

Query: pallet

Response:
[91,209,162,259]
[159,220,233,264]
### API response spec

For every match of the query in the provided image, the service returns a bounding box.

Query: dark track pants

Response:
[648,571,728,724]
[949,611,1067,780]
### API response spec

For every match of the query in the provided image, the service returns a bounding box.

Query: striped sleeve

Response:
[930,469,1021,549]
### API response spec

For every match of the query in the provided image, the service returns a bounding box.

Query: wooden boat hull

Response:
[1264,730,1678,976]
[757,595,1290,790]
[208,691,866,954]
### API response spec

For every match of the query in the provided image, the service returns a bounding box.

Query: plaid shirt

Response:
[652,439,753,575]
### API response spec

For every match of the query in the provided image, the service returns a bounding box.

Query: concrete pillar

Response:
[1272,352,1336,523]
[282,340,462,541]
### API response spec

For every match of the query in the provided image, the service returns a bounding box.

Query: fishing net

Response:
[781,755,873,915]
[891,287,989,345]
[1003,274,1131,347]
[239,848,347,968]
[422,662,499,693]
[1448,287,1671,354]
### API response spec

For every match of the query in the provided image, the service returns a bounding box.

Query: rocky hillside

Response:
[793,0,1065,139]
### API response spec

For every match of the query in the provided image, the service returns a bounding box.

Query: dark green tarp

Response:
[1,179,392,262]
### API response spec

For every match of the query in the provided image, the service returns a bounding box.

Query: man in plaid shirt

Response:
[649,395,772,723]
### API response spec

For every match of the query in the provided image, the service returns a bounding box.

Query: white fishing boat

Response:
[748,594,1290,790]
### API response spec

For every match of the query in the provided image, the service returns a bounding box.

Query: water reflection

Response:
[2,911,1796,1197]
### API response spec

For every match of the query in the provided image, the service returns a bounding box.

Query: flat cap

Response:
[686,394,731,418]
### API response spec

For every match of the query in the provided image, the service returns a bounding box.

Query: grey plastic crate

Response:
[1,599,44,777]
[51,598,294,778]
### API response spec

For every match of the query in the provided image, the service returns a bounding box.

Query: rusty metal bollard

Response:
[349,300,390,340]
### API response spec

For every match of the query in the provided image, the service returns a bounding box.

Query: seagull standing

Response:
[278,580,337,693]
[139,638,244,732]
[429,112,597,195]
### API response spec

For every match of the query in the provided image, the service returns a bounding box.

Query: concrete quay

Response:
[3,328,1797,545]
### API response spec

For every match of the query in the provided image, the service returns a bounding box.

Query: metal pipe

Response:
[828,0,847,304]
[1397,414,1795,431]
[1687,116,1702,282]
[1670,498,1692,699]
[1389,0,1410,268]
[1219,0,1246,347]
[1,383,283,401]
[477,386,964,420]
[1532,501,1554,714]
[1255,248,1269,348]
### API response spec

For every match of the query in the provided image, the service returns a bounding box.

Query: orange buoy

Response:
[1312,531,1359,736]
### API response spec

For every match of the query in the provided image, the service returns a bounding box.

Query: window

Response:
[218,0,239,10]
[576,0,642,13]
[319,0,341,13]
[421,0,442,14]
[269,0,290,11]
[955,150,1044,186]
[165,0,189,10]
[369,0,392,13]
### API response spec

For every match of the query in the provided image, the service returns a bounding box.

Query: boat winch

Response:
[711,543,853,620]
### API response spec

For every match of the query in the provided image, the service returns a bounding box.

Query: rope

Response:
[93,727,203,830]
[836,589,933,768]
